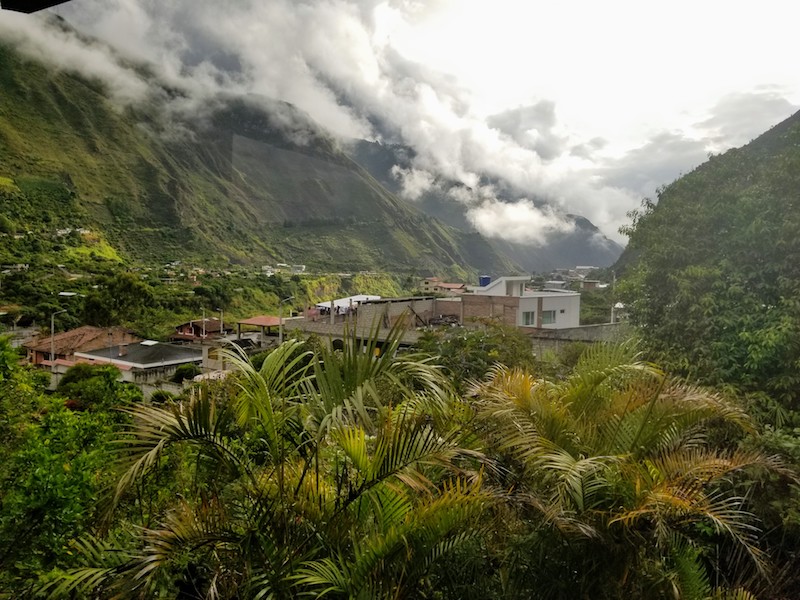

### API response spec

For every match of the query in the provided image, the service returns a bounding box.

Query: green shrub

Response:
[171,363,201,383]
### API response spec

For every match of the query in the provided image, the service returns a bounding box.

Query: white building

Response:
[466,276,580,329]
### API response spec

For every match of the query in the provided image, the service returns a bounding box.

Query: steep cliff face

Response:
[0,42,517,275]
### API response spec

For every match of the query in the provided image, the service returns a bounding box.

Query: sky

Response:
[1,0,798,244]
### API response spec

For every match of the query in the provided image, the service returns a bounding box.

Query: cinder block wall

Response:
[462,295,519,326]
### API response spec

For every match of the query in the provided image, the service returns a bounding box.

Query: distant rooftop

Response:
[315,295,381,310]
[75,342,201,369]
[25,325,140,355]
[238,315,282,328]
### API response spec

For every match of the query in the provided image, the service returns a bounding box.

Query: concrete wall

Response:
[358,298,436,328]
[140,381,184,400]
[119,361,202,385]
[283,318,421,345]
[527,323,632,356]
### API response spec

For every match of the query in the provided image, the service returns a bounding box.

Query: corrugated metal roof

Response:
[315,295,381,309]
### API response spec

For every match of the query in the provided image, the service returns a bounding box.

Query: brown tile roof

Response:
[24,326,141,356]
[238,315,281,327]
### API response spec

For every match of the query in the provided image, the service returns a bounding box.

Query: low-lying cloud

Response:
[1,1,797,245]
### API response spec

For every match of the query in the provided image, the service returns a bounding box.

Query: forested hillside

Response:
[0,40,516,276]
[619,110,800,405]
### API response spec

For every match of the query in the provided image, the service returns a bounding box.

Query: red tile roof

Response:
[237,315,281,327]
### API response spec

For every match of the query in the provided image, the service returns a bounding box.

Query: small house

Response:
[74,341,203,385]
[24,325,141,366]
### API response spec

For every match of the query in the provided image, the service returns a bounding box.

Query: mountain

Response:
[349,140,623,271]
[0,38,518,277]
[616,109,800,402]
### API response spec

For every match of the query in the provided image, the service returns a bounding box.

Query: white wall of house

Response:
[470,276,529,297]
[518,293,580,329]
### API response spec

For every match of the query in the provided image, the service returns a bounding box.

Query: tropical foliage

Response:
[416,320,536,392]
[468,344,785,599]
[44,329,487,599]
[17,332,786,600]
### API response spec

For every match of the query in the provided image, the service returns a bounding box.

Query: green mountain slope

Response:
[618,110,800,403]
[0,41,517,276]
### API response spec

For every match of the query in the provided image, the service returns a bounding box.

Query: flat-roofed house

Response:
[74,341,202,385]
[464,276,580,329]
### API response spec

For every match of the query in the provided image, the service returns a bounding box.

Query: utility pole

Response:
[279,295,294,345]
[50,309,67,374]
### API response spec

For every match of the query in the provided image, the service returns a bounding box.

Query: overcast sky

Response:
[2,0,798,244]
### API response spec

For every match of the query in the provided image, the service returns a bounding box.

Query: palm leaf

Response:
[110,394,251,510]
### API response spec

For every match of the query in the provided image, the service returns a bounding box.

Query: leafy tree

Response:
[170,363,201,383]
[0,339,123,593]
[57,363,141,411]
[0,401,119,590]
[193,280,232,309]
[579,286,616,325]
[82,272,155,326]
[416,320,535,391]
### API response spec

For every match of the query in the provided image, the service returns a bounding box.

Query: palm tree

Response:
[47,327,488,599]
[470,342,787,599]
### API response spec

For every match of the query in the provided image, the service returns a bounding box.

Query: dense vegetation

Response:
[2,18,800,600]
[618,110,800,597]
[618,113,800,406]
[0,326,795,599]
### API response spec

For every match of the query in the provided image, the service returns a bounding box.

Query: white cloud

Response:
[1,0,797,246]
[467,198,575,245]
[0,13,150,105]
[391,166,435,200]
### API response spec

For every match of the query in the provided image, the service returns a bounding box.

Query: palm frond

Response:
[129,499,240,586]
[111,395,250,510]
[41,533,137,599]
[295,477,490,599]
[306,317,452,433]
[223,339,313,451]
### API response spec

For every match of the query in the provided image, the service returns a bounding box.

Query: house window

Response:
[522,311,536,326]
[541,310,556,325]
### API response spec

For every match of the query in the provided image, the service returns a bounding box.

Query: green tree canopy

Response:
[618,121,800,407]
